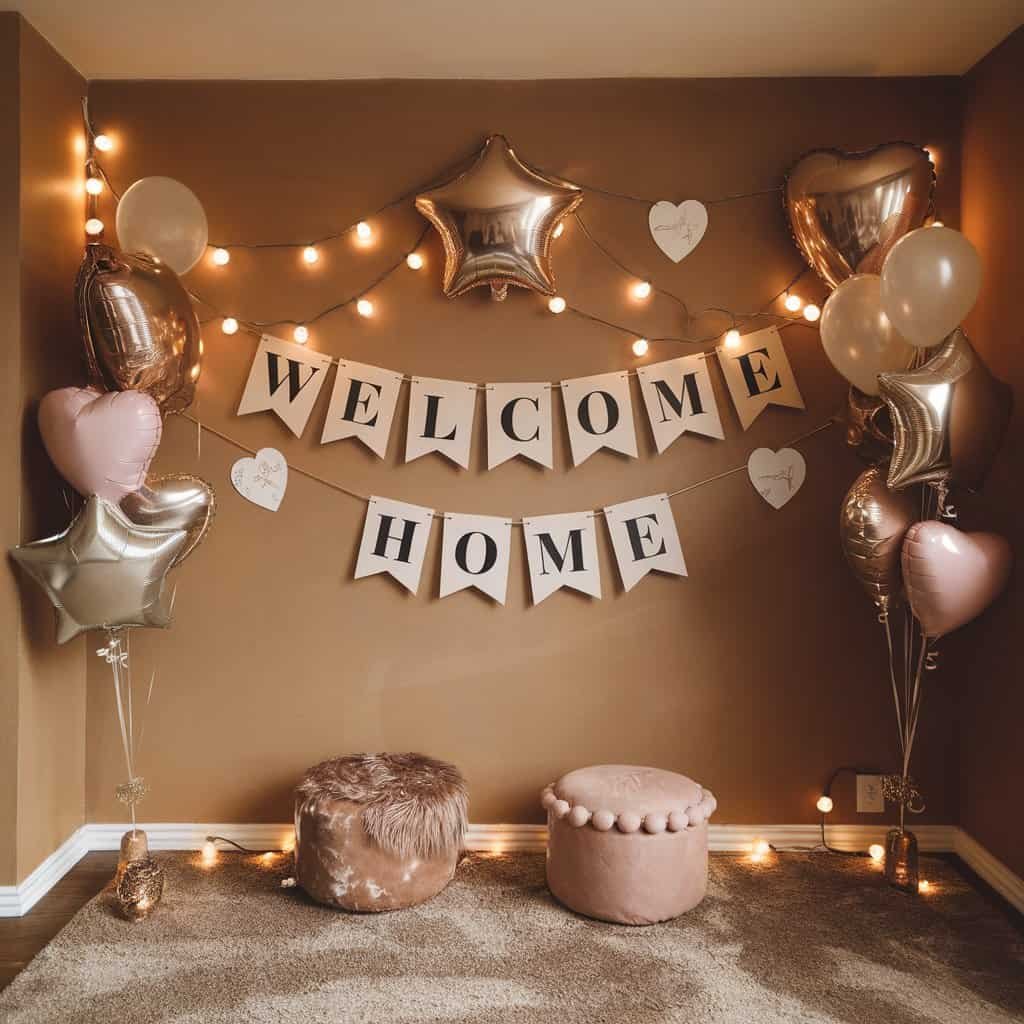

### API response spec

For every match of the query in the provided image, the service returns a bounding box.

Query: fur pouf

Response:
[296,752,468,861]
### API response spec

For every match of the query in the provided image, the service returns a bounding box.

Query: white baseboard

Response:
[1,821,1018,917]
[954,828,1024,914]
[0,826,89,918]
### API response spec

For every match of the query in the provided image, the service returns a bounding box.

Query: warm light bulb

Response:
[632,281,652,300]
[784,293,802,312]
[918,879,930,893]
[212,247,230,266]
[356,298,374,318]
[282,832,296,853]
[724,328,741,349]
[548,296,566,314]
[868,843,885,862]
[85,217,104,236]
[356,221,372,240]
[632,338,649,357]
[406,252,423,270]
[302,245,319,265]
[93,133,113,152]
[262,851,274,862]
[221,317,239,335]
[932,220,944,228]
[803,304,821,322]
[552,222,564,239]
[752,839,770,860]
[816,795,834,814]
[293,325,309,344]
[84,176,103,196]
[202,840,217,865]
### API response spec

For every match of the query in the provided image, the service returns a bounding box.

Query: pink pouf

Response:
[542,764,716,925]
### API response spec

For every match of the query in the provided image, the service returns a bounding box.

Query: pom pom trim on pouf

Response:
[296,752,468,860]
[540,783,717,833]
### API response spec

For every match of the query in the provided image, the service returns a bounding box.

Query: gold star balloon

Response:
[10,496,187,644]
[878,329,1012,492]
[415,135,582,301]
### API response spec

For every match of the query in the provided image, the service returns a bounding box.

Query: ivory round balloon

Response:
[819,274,916,395]
[880,226,982,348]
[116,176,209,275]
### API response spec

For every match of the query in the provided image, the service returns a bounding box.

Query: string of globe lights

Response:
[80,105,824,369]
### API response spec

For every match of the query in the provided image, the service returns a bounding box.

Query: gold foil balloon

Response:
[880,225,982,348]
[115,176,209,275]
[839,465,917,612]
[121,473,216,566]
[10,496,187,643]
[879,329,1012,491]
[819,274,916,395]
[785,143,933,289]
[415,135,582,301]
[76,244,202,414]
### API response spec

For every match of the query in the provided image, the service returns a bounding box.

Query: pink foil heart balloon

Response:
[902,521,1012,638]
[38,387,162,503]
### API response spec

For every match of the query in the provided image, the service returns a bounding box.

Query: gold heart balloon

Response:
[784,143,934,289]
[120,473,216,565]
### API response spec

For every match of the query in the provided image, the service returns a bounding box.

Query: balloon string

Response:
[882,612,904,759]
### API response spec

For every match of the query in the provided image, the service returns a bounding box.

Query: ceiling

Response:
[7,0,1022,79]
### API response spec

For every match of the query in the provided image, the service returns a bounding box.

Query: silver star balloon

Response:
[878,330,974,491]
[415,135,582,301]
[10,495,187,644]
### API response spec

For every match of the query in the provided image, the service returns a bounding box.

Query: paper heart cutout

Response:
[748,447,806,509]
[121,473,216,565]
[231,448,288,512]
[648,200,708,263]
[902,521,1012,638]
[38,386,162,503]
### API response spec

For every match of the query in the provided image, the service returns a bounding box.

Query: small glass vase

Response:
[884,828,919,893]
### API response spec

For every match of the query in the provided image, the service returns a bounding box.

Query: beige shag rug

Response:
[1,851,1022,1023]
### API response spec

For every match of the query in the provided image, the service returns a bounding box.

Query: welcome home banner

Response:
[237,327,804,462]
[354,493,686,606]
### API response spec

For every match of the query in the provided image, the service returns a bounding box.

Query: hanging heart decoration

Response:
[230,448,288,512]
[784,142,933,288]
[747,447,806,510]
[648,200,708,263]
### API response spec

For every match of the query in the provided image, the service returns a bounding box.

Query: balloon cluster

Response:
[11,242,214,643]
[820,225,1012,637]
[784,144,1013,637]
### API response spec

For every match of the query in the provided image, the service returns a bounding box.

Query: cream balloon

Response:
[116,176,209,275]
[880,226,982,348]
[819,274,916,395]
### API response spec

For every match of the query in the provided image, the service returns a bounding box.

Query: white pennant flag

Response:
[354,496,435,595]
[522,511,601,605]
[237,334,333,437]
[717,326,805,430]
[603,494,687,592]
[321,359,403,458]
[485,382,553,470]
[406,376,477,469]
[560,371,638,466]
[439,513,513,604]
[637,355,724,452]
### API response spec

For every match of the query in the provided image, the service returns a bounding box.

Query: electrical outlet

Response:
[856,774,884,813]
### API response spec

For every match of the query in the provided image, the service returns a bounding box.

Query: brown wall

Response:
[81,77,967,830]
[0,14,87,886]
[957,26,1024,878]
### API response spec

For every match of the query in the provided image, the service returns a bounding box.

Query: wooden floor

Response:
[0,852,117,992]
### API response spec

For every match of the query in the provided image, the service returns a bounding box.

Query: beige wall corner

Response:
[958,25,1024,880]
[0,12,87,887]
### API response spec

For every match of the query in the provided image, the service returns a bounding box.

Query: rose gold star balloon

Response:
[415,135,582,301]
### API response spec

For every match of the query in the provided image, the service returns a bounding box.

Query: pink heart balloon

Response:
[902,521,1012,638]
[38,387,162,503]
